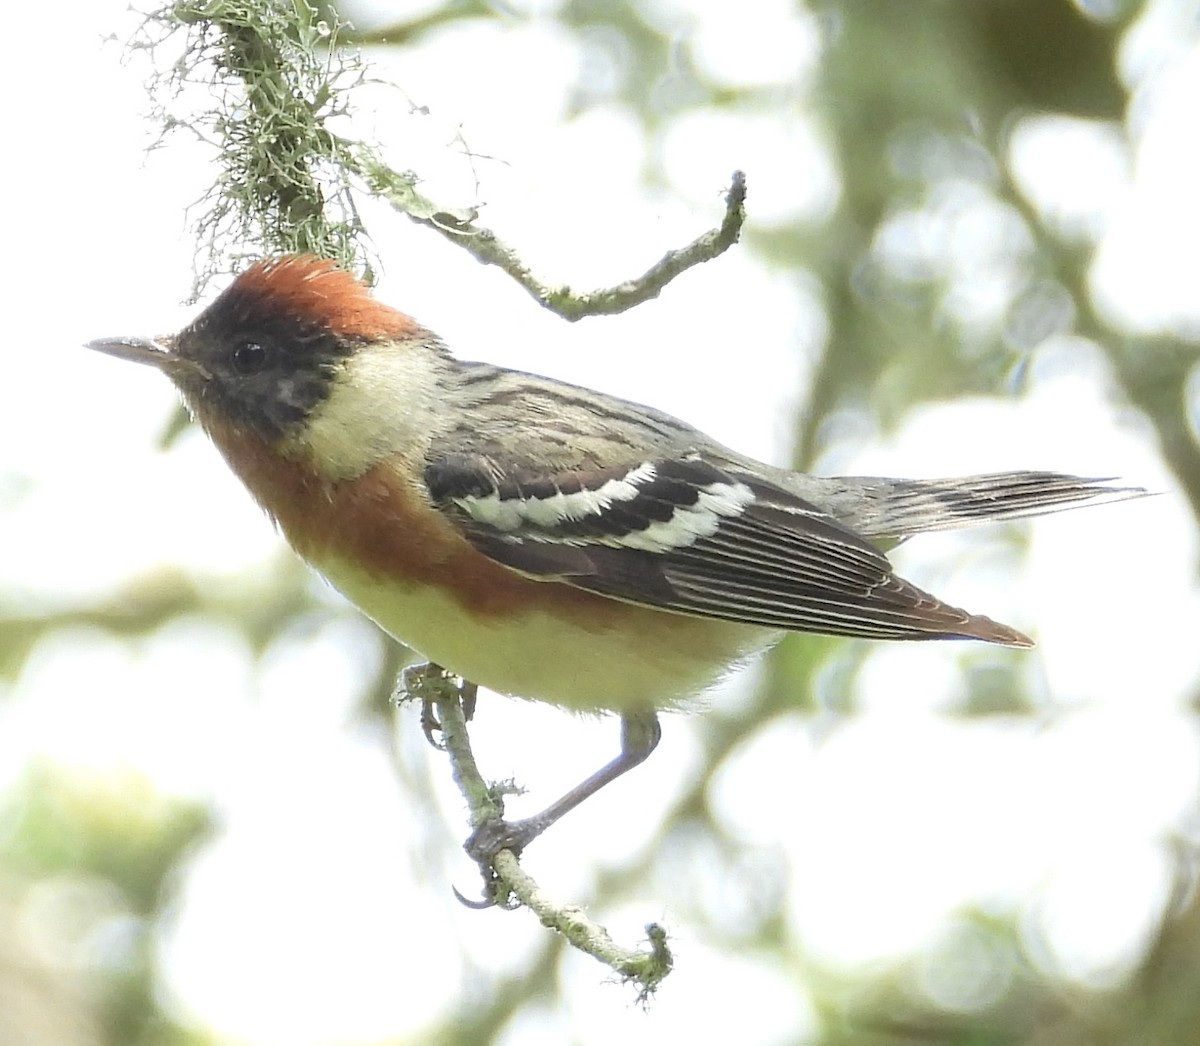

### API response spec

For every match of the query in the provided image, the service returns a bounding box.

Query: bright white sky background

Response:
[2,1,1200,1043]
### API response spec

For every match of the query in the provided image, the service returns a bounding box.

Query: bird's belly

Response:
[314,553,776,713]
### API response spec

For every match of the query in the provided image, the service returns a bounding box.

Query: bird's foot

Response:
[395,663,477,749]
[454,815,551,910]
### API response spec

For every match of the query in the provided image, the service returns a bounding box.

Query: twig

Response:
[397,664,673,999]
[357,157,748,320]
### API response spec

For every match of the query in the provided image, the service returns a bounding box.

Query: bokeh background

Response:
[3,0,1200,1043]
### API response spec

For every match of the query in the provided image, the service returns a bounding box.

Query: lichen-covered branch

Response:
[398,664,673,1000]
[140,0,373,295]
[141,1,745,317]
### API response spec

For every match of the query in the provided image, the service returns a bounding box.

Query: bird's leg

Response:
[464,710,662,867]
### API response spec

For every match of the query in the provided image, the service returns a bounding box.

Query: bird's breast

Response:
[202,419,774,710]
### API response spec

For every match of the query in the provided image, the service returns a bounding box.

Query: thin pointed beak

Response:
[86,336,209,379]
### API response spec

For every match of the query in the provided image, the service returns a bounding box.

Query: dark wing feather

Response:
[425,454,1031,646]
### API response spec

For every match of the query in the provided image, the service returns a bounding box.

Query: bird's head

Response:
[88,255,448,480]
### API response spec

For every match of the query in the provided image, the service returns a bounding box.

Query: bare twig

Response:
[358,157,748,320]
[397,664,673,999]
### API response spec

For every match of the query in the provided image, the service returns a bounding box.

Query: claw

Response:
[456,816,545,913]
[453,865,520,912]
[452,883,497,910]
[419,698,445,750]
[397,663,475,750]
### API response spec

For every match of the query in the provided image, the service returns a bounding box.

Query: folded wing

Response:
[424,453,1032,646]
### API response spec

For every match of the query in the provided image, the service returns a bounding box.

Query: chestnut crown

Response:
[169,256,422,442]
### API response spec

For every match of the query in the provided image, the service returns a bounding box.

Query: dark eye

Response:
[231,340,269,375]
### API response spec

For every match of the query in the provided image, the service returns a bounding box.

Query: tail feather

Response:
[806,471,1148,541]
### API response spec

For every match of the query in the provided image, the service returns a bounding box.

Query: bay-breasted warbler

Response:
[88,255,1143,857]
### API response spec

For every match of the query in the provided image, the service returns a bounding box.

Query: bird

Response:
[88,253,1144,863]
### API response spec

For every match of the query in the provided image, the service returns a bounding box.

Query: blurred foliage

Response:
[6,0,1200,1043]
[0,767,212,1046]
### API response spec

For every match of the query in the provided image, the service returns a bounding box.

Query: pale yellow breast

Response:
[314,552,777,713]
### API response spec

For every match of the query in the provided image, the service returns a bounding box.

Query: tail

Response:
[806,471,1148,542]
